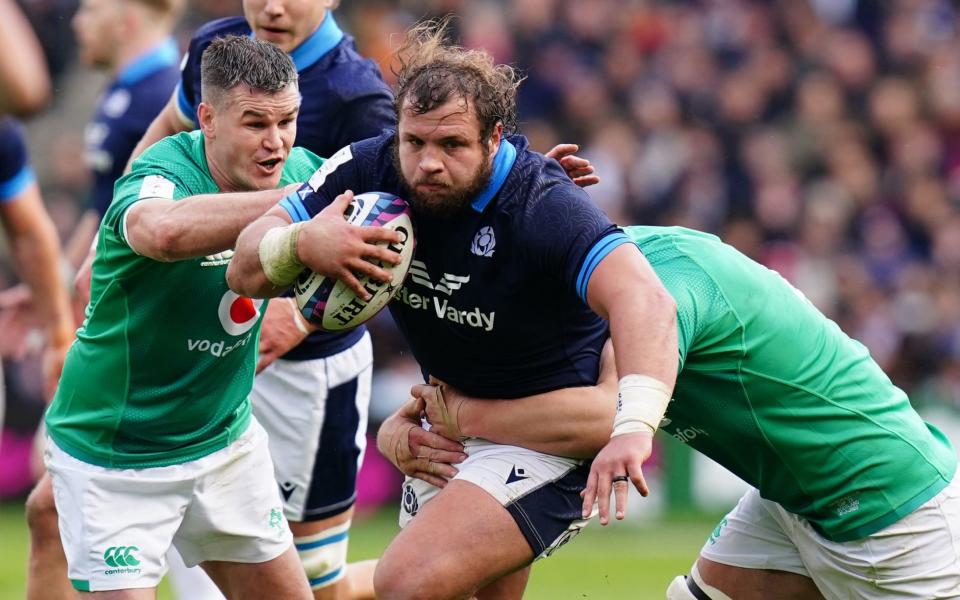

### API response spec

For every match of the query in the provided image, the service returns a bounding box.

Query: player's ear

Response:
[487,122,503,154]
[197,102,215,138]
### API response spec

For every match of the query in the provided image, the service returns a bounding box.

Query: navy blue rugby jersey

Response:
[84,38,180,218]
[176,13,395,158]
[0,118,36,204]
[280,132,633,399]
[177,12,395,359]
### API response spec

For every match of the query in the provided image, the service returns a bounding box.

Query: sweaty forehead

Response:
[226,84,301,115]
[399,96,481,138]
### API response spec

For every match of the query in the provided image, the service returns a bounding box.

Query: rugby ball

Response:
[293,192,415,331]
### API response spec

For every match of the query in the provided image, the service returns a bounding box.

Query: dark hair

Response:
[393,17,522,140]
[200,35,298,106]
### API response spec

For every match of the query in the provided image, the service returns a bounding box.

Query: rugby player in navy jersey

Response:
[125,5,597,599]
[227,21,678,600]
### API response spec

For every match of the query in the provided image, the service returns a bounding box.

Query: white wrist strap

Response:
[288,298,311,335]
[612,375,672,438]
[259,222,305,286]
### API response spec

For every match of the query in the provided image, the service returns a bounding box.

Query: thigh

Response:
[400,439,594,560]
[699,488,809,577]
[795,476,960,599]
[45,439,189,594]
[378,479,533,600]
[174,421,292,567]
[201,545,310,600]
[253,334,372,523]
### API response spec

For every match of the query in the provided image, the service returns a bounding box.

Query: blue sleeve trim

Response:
[280,192,310,223]
[575,231,633,303]
[0,166,35,202]
[175,84,196,126]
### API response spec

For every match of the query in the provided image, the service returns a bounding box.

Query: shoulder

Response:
[283,147,324,183]
[191,17,250,45]
[306,36,392,98]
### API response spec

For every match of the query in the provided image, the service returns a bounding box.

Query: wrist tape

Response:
[258,222,305,286]
[612,375,672,438]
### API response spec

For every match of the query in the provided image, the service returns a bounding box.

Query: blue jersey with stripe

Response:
[282,132,631,398]
[84,38,180,218]
[178,13,395,359]
[0,118,36,203]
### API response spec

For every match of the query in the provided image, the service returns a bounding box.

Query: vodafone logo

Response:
[218,290,264,336]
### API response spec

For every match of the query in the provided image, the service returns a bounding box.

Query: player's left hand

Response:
[257,298,315,373]
[377,396,468,488]
[412,377,466,441]
[546,144,600,188]
[582,431,654,525]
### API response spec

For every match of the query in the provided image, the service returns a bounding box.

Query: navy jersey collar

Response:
[472,138,517,212]
[117,37,179,86]
[289,11,344,71]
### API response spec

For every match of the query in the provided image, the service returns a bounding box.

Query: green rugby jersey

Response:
[626,226,956,542]
[46,130,322,468]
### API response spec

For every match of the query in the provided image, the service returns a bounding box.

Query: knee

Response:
[25,478,59,537]
[374,554,459,600]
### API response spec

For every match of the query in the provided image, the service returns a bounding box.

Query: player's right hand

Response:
[297,190,403,300]
[376,396,467,488]
[582,431,654,525]
[413,378,466,441]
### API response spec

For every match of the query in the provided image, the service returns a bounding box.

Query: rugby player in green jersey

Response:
[391,225,959,599]
[42,35,400,599]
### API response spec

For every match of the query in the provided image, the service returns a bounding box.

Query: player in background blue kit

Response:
[0,118,74,441]
[227,20,678,600]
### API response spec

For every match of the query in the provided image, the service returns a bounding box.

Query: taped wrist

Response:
[258,222,305,286]
[612,375,672,438]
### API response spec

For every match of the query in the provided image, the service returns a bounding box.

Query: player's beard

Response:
[393,142,494,219]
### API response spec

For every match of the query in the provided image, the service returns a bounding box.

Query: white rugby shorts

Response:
[251,331,372,522]
[700,477,960,598]
[398,438,595,558]
[45,419,292,593]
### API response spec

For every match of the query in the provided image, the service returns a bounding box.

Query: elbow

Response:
[225,259,255,297]
[7,83,50,117]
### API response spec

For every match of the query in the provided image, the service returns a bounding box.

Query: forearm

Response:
[227,212,295,298]
[7,208,73,345]
[63,210,100,269]
[0,0,50,116]
[460,387,616,458]
[126,188,286,261]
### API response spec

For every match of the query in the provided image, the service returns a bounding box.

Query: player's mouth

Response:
[257,25,290,41]
[256,157,283,175]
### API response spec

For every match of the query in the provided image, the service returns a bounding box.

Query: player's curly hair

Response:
[393,17,522,141]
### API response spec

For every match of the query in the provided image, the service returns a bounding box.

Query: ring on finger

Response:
[612,475,629,483]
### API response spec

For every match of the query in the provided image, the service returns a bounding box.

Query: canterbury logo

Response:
[408,260,470,295]
[103,546,140,567]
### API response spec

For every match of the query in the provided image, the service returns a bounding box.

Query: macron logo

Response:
[506,465,529,484]
[408,260,470,295]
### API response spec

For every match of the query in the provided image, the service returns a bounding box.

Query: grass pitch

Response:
[0,501,719,599]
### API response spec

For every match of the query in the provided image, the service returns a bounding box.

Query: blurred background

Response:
[3,0,960,597]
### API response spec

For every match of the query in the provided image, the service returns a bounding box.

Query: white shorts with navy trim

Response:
[398,438,595,559]
[251,332,372,522]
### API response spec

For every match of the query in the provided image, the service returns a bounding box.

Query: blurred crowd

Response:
[3,0,960,485]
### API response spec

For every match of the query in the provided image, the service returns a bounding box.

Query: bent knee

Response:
[374,555,464,600]
[25,479,59,533]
